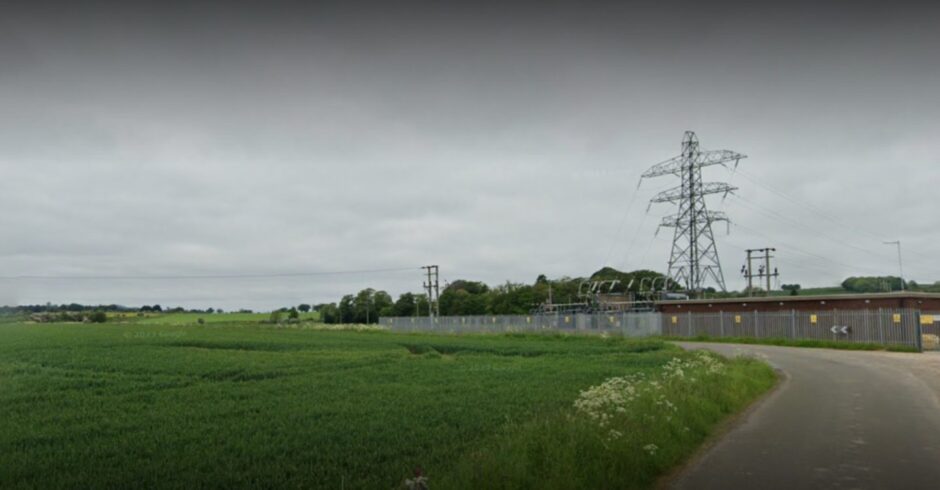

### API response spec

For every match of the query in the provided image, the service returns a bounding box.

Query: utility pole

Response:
[742,248,778,296]
[640,131,746,296]
[433,266,440,318]
[764,250,773,293]
[421,265,440,318]
[884,241,904,291]
[742,251,754,294]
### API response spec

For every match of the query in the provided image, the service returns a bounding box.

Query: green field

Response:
[0,322,775,489]
[131,311,320,325]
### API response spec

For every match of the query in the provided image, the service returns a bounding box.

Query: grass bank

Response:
[663,335,920,352]
[439,349,775,489]
[0,323,774,488]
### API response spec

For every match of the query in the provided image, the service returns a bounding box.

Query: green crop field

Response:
[0,321,775,489]
[132,311,320,325]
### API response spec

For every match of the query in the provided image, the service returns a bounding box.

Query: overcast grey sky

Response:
[2,0,939,310]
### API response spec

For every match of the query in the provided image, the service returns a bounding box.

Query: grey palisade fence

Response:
[381,308,926,350]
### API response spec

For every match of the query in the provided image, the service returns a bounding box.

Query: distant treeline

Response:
[839,276,940,293]
[315,272,940,324]
[315,268,673,324]
[0,304,237,315]
[4,274,936,325]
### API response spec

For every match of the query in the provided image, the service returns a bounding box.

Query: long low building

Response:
[655,291,940,314]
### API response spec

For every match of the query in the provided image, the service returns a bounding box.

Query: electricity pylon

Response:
[640,131,745,295]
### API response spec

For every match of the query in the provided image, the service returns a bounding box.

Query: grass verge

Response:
[439,349,776,489]
[662,335,920,353]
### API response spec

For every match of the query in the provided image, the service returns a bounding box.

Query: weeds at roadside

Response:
[439,349,775,489]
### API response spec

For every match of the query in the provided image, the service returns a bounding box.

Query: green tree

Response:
[298,304,311,313]
[842,276,904,293]
[315,303,340,324]
[353,289,375,323]
[338,295,355,323]
[392,293,418,317]
[488,282,543,314]
[439,280,490,315]
[373,291,394,319]
[415,294,431,317]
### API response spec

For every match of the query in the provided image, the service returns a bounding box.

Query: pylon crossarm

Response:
[640,150,745,181]
[640,155,686,179]
[698,150,746,170]
[648,182,739,203]
[660,211,728,228]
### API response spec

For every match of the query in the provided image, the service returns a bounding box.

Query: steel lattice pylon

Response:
[640,131,745,294]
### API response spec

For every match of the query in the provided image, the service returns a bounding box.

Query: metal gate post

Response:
[688,311,693,337]
[916,311,923,352]
[754,310,759,338]
[719,311,724,338]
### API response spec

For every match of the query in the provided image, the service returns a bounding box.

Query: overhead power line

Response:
[731,169,940,272]
[733,168,888,242]
[730,222,890,276]
[728,194,892,261]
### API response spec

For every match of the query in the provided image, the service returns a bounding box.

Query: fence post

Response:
[915,310,923,352]
[790,309,796,339]
[878,308,885,345]
[754,310,759,338]
[719,311,724,338]
[688,311,693,337]
[833,308,838,342]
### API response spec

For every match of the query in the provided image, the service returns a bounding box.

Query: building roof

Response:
[655,291,940,306]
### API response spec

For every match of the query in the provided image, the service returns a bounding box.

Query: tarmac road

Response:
[670,343,940,490]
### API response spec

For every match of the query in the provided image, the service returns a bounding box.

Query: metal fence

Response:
[382,308,927,350]
[660,308,923,349]
[921,312,940,350]
[380,312,661,338]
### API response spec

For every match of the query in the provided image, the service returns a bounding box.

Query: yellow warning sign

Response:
[564,316,570,323]
[734,315,742,324]
[671,316,678,324]
[810,314,817,324]
[526,316,531,324]
[921,315,934,325]
[893,313,902,324]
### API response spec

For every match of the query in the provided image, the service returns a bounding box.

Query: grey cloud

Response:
[2,1,940,308]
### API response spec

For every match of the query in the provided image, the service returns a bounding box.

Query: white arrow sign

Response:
[830,326,851,335]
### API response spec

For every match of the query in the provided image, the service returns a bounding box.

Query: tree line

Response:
[315,268,673,324]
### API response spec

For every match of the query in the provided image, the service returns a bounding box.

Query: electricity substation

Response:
[382,131,940,351]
